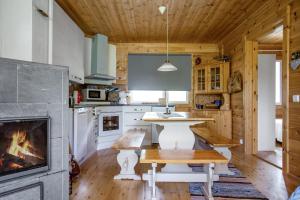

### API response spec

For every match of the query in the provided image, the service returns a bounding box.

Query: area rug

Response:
[189,164,268,200]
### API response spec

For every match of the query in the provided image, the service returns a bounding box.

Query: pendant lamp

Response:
[157,5,177,72]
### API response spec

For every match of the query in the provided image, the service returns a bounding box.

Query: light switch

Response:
[293,95,300,103]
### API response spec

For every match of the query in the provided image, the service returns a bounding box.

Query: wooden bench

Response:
[140,149,228,200]
[112,129,145,180]
[191,127,239,175]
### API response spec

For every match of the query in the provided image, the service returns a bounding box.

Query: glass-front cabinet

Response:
[194,62,229,94]
[195,67,207,93]
[208,65,223,93]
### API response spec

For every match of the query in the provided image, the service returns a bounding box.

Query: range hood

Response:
[84,34,116,81]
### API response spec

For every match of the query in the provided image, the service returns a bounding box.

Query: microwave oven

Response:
[82,89,106,101]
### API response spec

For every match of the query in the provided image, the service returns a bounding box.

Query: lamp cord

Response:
[167,4,169,62]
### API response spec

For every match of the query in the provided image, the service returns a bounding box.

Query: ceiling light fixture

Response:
[157,5,177,72]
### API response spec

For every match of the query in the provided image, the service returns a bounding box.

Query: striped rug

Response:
[189,164,268,200]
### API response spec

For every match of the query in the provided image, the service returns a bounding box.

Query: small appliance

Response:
[82,89,106,101]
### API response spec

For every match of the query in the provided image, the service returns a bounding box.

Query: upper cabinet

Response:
[52,1,85,84]
[195,62,230,94]
[195,66,207,93]
[0,0,51,63]
[108,44,117,83]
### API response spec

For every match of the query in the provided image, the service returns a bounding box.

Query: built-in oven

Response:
[98,112,122,136]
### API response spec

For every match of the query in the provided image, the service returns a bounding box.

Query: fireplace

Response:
[0,117,50,182]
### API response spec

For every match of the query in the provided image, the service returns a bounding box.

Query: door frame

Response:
[243,5,290,174]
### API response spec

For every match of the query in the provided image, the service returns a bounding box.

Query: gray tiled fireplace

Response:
[0,58,69,200]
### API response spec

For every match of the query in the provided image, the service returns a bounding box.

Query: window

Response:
[129,91,164,103]
[275,60,282,105]
[167,91,189,104]
[129,90,188,104]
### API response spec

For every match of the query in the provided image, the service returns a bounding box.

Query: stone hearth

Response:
[0,58,69,200]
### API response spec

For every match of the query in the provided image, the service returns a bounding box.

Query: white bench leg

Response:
[151,163,157,200]
[214,147,234,175]
[203,163,214,200]
[114,150,141,180]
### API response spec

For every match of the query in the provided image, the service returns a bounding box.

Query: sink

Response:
[157,112,183,118]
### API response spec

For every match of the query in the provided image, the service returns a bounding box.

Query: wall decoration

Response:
[228,71,243,93]
[291,51,300,70]
[195,57,202,65]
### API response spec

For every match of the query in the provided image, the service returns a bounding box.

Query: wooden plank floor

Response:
[70,146,299,200]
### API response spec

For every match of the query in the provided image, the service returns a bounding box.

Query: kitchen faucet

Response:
[164,91,171,114]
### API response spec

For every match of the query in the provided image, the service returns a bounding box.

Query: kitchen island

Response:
[143,112,214,172]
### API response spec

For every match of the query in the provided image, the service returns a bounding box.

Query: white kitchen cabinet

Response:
[124,112,151,126]
[108,44,117,83]
[0,0,52,63]
[32,0,50,63]
[87,111,97,158]
[53,2,85,84]
[123,106,151,113]
[123,106,152,146]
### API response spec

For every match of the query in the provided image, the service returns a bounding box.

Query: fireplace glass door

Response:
[0,117,50,182]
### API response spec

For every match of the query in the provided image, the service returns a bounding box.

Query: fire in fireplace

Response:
[0,117,50,182]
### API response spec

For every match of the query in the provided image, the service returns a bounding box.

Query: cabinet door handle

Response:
[35,6,49,18]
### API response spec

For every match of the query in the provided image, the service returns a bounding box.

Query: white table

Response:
[143,112,214,173]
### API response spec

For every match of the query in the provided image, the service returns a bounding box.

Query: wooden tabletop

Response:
[142,112,215,122]
[191,127,240,148]
[140,149,228,164]
[112,129,145,150]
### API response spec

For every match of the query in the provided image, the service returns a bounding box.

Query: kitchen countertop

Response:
[73,103,175,108]
[142,112,215,122]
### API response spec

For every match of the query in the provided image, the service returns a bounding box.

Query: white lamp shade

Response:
[159,6,166,14]
[157,62,178,71]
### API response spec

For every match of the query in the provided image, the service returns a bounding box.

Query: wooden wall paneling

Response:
[229,42,244,145]
[243,39,254,154]
[222,62,230,93]
[282,4,290,174]
[288,0,300,178]
[252,41,258,154]
[220,0,290,155]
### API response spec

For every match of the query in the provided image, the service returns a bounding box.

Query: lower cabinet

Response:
[123,106,152,146]
[192,110,232,139]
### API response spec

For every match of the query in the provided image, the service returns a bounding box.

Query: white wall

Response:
[258,54,276,151]
[52,2,85,83]
[0,0,33,61]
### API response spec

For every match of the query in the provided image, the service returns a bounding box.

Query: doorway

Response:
[255,25,283,168]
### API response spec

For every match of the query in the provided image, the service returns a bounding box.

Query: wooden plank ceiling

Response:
[257,25,283,44]
[56,0,267,43]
